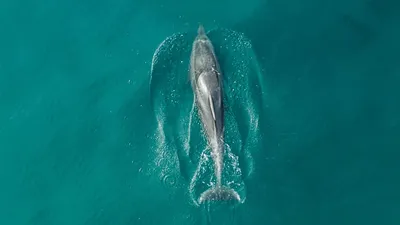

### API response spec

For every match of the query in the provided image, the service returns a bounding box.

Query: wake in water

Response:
[149,26,264,206]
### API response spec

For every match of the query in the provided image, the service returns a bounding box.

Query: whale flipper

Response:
[208,95,216,122]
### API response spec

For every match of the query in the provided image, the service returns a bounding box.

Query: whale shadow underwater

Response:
[149,24,265,207]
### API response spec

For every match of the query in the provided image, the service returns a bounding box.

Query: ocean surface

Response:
[1,0,400,224]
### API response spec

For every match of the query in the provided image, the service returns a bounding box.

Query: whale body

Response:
[189,25,240,203]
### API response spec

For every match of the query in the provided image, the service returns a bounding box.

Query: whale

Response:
[189,24,241,204]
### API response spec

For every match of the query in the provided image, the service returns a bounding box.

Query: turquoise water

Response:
[1,0,400,224]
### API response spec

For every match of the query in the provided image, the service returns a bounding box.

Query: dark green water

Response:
[1,0,400,225]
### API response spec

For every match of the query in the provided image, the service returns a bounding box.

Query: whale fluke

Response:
[198,186,241,203]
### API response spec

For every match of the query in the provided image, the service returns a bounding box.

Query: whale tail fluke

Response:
[198,186,241,204]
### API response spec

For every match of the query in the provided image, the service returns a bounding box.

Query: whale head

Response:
[195,24,209,42]
[197,24,205,35]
